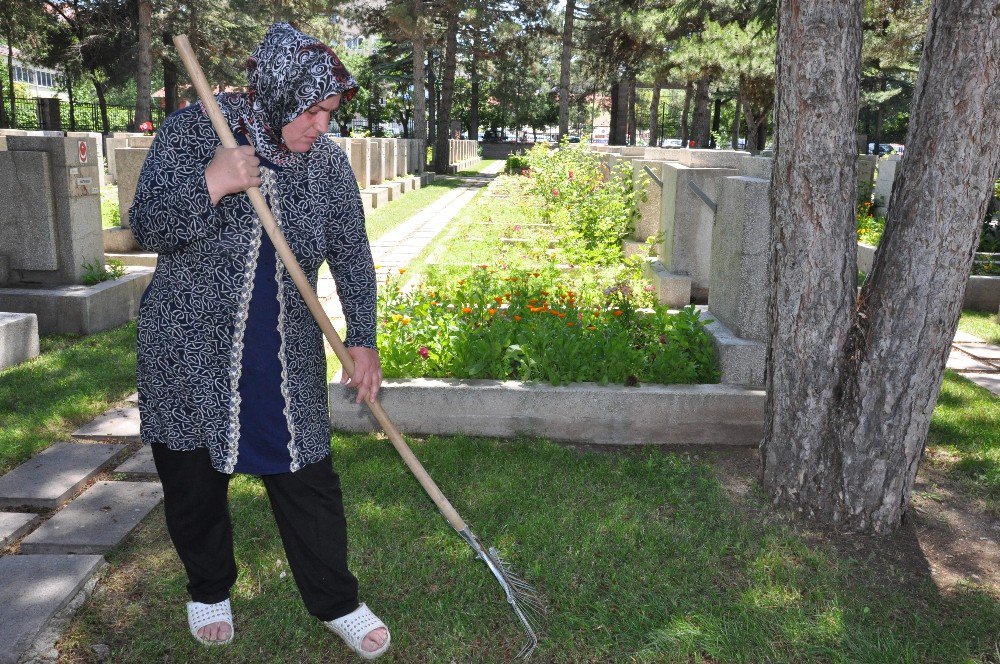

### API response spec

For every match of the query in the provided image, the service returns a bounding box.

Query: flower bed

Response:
[379,169,720,387]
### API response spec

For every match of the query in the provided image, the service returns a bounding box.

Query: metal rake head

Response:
[459,527,547,659]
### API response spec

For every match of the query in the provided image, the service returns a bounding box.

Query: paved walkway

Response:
[0,162,504,664]
[947,330,1000,397]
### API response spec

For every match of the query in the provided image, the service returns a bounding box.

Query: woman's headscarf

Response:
[216,22,358,166]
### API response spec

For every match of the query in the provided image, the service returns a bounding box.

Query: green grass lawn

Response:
[958,310,1000,345]
[0,322,137,474]
[102,185,120,230]
[455,158,502,176]
[365,177,465,242]
[59,435,1000,662]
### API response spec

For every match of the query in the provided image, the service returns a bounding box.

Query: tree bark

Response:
[648,83,660,147]
[609,80,619,145]
[469,43,479,141]
[135,0,153,128]
[162,30,178,115]
[731,94,742,149]
[690,74,711,148]
[557,0,575,140]
[412,0,426,143]
[763,0,1000,534]
[0,60,7,127]
[427,48,436,152]
[627,77,636,145]
[432,10,459,173]
[680,82,692,146]
[92,75,110,135]
[610,77,628,145]
[67,71,75,131]
[710,98,722,148]
[6,36,14,127]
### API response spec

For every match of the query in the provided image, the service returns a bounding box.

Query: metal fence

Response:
[2,97,165,133]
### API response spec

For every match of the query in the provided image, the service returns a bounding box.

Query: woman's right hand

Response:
[205,145,261,206]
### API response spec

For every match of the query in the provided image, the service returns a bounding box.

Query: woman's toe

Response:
[362,626,388,651]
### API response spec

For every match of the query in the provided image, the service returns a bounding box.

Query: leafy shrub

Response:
[377,265,719,386]
[82,259,127,285]
[857,201,885,246]
[526,139,645,266]
[101,188,120,229]
[505,154,530,174]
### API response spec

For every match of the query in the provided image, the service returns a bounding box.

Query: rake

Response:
[173,34,545,658]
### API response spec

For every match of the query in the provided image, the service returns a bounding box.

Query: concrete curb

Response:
[330,377,764,446]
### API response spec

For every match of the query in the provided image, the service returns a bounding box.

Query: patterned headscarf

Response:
[216,22,358,166]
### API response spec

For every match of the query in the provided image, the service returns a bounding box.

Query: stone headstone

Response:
[706,175,772,386]
[115,147,150,228]
[873,154,901,216]
[369,139,385,185]
[104,136,128,183]
[1,135,104,285]
[857,154,877,202]
[378,139,396,181]
[19,480,164,554]
[740,156,773,180]
[128,135,154,149]
[66,131,106,190]
[0,311,39,370]
[661,162,739,299]
[349,139,371,189]
[72,405,140,441]
[396,140,409,176]
[632,160,665,244]
[673,149,752,170]
[0,554,105,664]
[0,441,126,509]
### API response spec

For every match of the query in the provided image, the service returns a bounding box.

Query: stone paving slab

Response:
[0,442,126,509]
[19,481,163,554]
[0,511,39,548]
[958,371,1000,396]
[953,330,984,343]
[125,391,138,403]
[953,342,1000,361]
[115,445,157,476]
[72,405,140,441]
[0,554,105,664]
[945,352,994,372]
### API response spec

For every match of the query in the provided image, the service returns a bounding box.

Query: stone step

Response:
[953,341,1000,361]
[0,554,105,664]
[115,445,157,476]
[0,512,40,548]
[72,405,140,441]
[19,481,163,554]
[0,442,126,509]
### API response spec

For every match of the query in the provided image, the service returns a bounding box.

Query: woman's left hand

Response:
[342,347,383,404]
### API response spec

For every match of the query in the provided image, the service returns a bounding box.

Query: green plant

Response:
[525,139,645,266]
[101,188,120,229]
[82,258,127,285]
[856,201,885,246]
[505,154,530,174]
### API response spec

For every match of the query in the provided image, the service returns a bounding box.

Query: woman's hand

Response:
[342,346,383,404]
[205,145,261,206]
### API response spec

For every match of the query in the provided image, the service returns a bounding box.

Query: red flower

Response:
[552,188,559,197]
[568,170,574,180]
[418,346,429,359]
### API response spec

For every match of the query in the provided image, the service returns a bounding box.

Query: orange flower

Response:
[462,307,473,314]
[529,299,538,305]
[558,312,567,318]
[400,316,411,325]
[488,308,497,315]
[504,293,511,299]
[514,315,523,322]
[398,268,407,274]
[494,296,504,304]
[532,272,540,277]
[613,310,624,317]
[587,325,597,330]
[479,264,489,269]
[540,290,549,296]
[457,279,465,285]
[566,321,575,327]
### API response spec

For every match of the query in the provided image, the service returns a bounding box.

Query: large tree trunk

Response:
[0,61,7,127]
[762,0,1000,535]
[92,75,110,135]
[627,77,636,145]
[67,71,75,131]
[432,11,459,173]
[135,0,153,128]
[710,98,722,148]
[680,82,692,146]
[6,37,14,127]
[690,74,711,148]
[412,0,426,143]
[162,31,179,115]
[648,83,660,147]
[427,49,436,153]
[610,77,628,145]
[469,44,479,141]
[557,0,575,140]
[731,94,742,150]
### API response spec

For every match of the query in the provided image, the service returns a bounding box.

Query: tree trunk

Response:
[731,94,742,149]
[690,74,711,148]
[680,82,692,146]
[427,49,436,153]
[610,77,628,145]
[135,0,153,128]
[763,0,1000,535]
[627,77,636,145]
[162,30,179,115]
[412,0,426,143]
[609,80,619,145]
[92,75,110,135]
[757,118,767,151]
[67,72,75,131]
[557,0,575,139]
[648,83,660,147]
[0,60,7,127]
[6,37,14,127]
[469,44,479,141]
[710,98,722,148]
[432,11,459,173]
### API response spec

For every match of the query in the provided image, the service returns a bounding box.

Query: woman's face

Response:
[282,94,342,153]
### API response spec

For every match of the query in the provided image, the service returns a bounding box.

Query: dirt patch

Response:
[704,447,1000,596]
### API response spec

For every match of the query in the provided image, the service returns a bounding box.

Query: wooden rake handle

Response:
[172,34,467,533]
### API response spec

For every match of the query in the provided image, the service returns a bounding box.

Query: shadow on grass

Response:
[59,435,1000,663]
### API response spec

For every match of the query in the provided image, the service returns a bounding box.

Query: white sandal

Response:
[325,603,391,660]
[187,599,234,646]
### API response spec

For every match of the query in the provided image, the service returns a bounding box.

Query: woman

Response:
[130,23,390,659]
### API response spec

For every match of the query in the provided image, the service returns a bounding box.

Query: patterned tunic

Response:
[131,103,376,474]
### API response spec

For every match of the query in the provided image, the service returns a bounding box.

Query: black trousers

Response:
[151,444,360,622]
